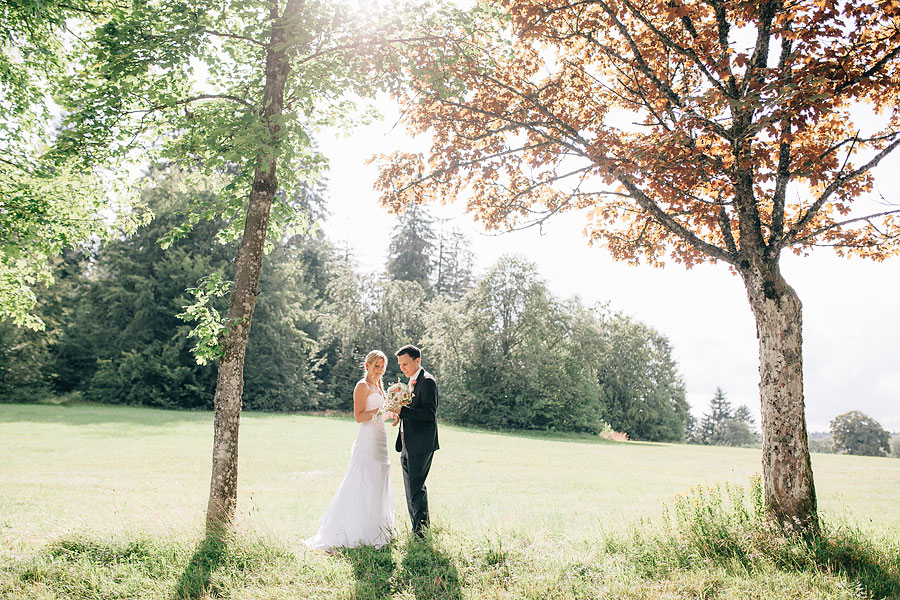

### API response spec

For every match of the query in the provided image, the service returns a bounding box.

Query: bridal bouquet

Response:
[380,380,414,414]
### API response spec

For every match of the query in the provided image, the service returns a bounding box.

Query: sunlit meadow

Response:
[2,403,898,599]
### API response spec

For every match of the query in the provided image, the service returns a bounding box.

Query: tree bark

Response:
[742,261,819,534]
[206,0,302,533]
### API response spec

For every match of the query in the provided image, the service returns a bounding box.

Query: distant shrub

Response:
[830,411,891,456]
[808,434,836,454]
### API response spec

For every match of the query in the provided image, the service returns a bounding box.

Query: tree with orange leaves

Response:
[374,0,900,533]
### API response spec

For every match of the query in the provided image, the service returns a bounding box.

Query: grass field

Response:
[1,403,899,599]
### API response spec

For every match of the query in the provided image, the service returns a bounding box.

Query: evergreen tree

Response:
[683,411,697,443]
[240,237,329,411]
[692,388,757,446]
[734,404,755,426]
[314,264,371,410]
[695,412,718,446]
[386,204,435,293]
[365,278,429,384]
[719,418,758,447]
[53,168,236,407]
[433,219,475,299]
[709,388,733,425]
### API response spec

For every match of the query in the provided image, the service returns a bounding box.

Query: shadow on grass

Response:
[338,544,397,600]
[336,531,463,600]
[14,531,287,600]
[804,528,900,600]
[172,533,229,600]
[399,531,462,600]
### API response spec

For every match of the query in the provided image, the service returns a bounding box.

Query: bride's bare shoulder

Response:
[355,379,376,394]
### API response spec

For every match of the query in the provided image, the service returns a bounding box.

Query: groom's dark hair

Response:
[395,344,421,360]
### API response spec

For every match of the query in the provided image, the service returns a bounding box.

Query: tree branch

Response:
[294,35,443,68]
[769,28,794,248]
[0,156,31,173]
[409,81,588,158]
[792,209,900,246]
[56,2,106,17]
[453,67,595,151]
[833,42,900,97]
[783,134,900,245]
[383,140,556,196]
[718,205,738,254]
[804,131,898,170]
[579,25,731,140]
[616,175,736,264]
[738,0,777,99]
[619,0,729,98]
[203,29,267,48]
[125,94,256,115]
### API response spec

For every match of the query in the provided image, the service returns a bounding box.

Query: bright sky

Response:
[317,101,900,435]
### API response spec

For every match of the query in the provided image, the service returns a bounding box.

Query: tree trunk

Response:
[742,261,819,534]
[205,192,272,532]
[206,0,301,533]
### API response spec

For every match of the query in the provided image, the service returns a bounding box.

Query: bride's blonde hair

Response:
[362,350,387,394]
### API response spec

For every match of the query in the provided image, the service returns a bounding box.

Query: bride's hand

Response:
[390,411,400,427]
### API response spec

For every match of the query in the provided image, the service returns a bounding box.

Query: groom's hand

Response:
[390,412,400,427]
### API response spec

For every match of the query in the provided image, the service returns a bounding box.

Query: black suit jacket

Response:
[395,368,440,455]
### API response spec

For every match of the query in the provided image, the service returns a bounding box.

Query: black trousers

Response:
[400,450,433,536]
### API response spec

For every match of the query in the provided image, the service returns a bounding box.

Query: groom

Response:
[393,344,439,538]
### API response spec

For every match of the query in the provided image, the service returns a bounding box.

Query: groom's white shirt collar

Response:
[410,367,423,384]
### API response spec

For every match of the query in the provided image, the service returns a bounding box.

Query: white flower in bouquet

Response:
[380,380,414,414]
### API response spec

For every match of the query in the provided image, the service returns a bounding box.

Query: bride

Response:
[305,350,394,550]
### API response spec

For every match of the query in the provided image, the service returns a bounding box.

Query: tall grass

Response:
[622,476,900,599]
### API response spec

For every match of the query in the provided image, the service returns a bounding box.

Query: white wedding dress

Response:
[305,391,394,550]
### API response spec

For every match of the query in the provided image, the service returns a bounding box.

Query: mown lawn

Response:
[1,403,898,599]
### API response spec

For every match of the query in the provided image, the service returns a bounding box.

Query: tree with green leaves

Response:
[807,433,837,455]
[0,250,89,401]
[734,405,756,428]
[52,0,429,530]
[385,205,475,299]
[39,167,331,411]
[1,0,148,330]
[365,278,429,383]
[596,313,689,441]
[426,255,610,434]
[830,411,891,457]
